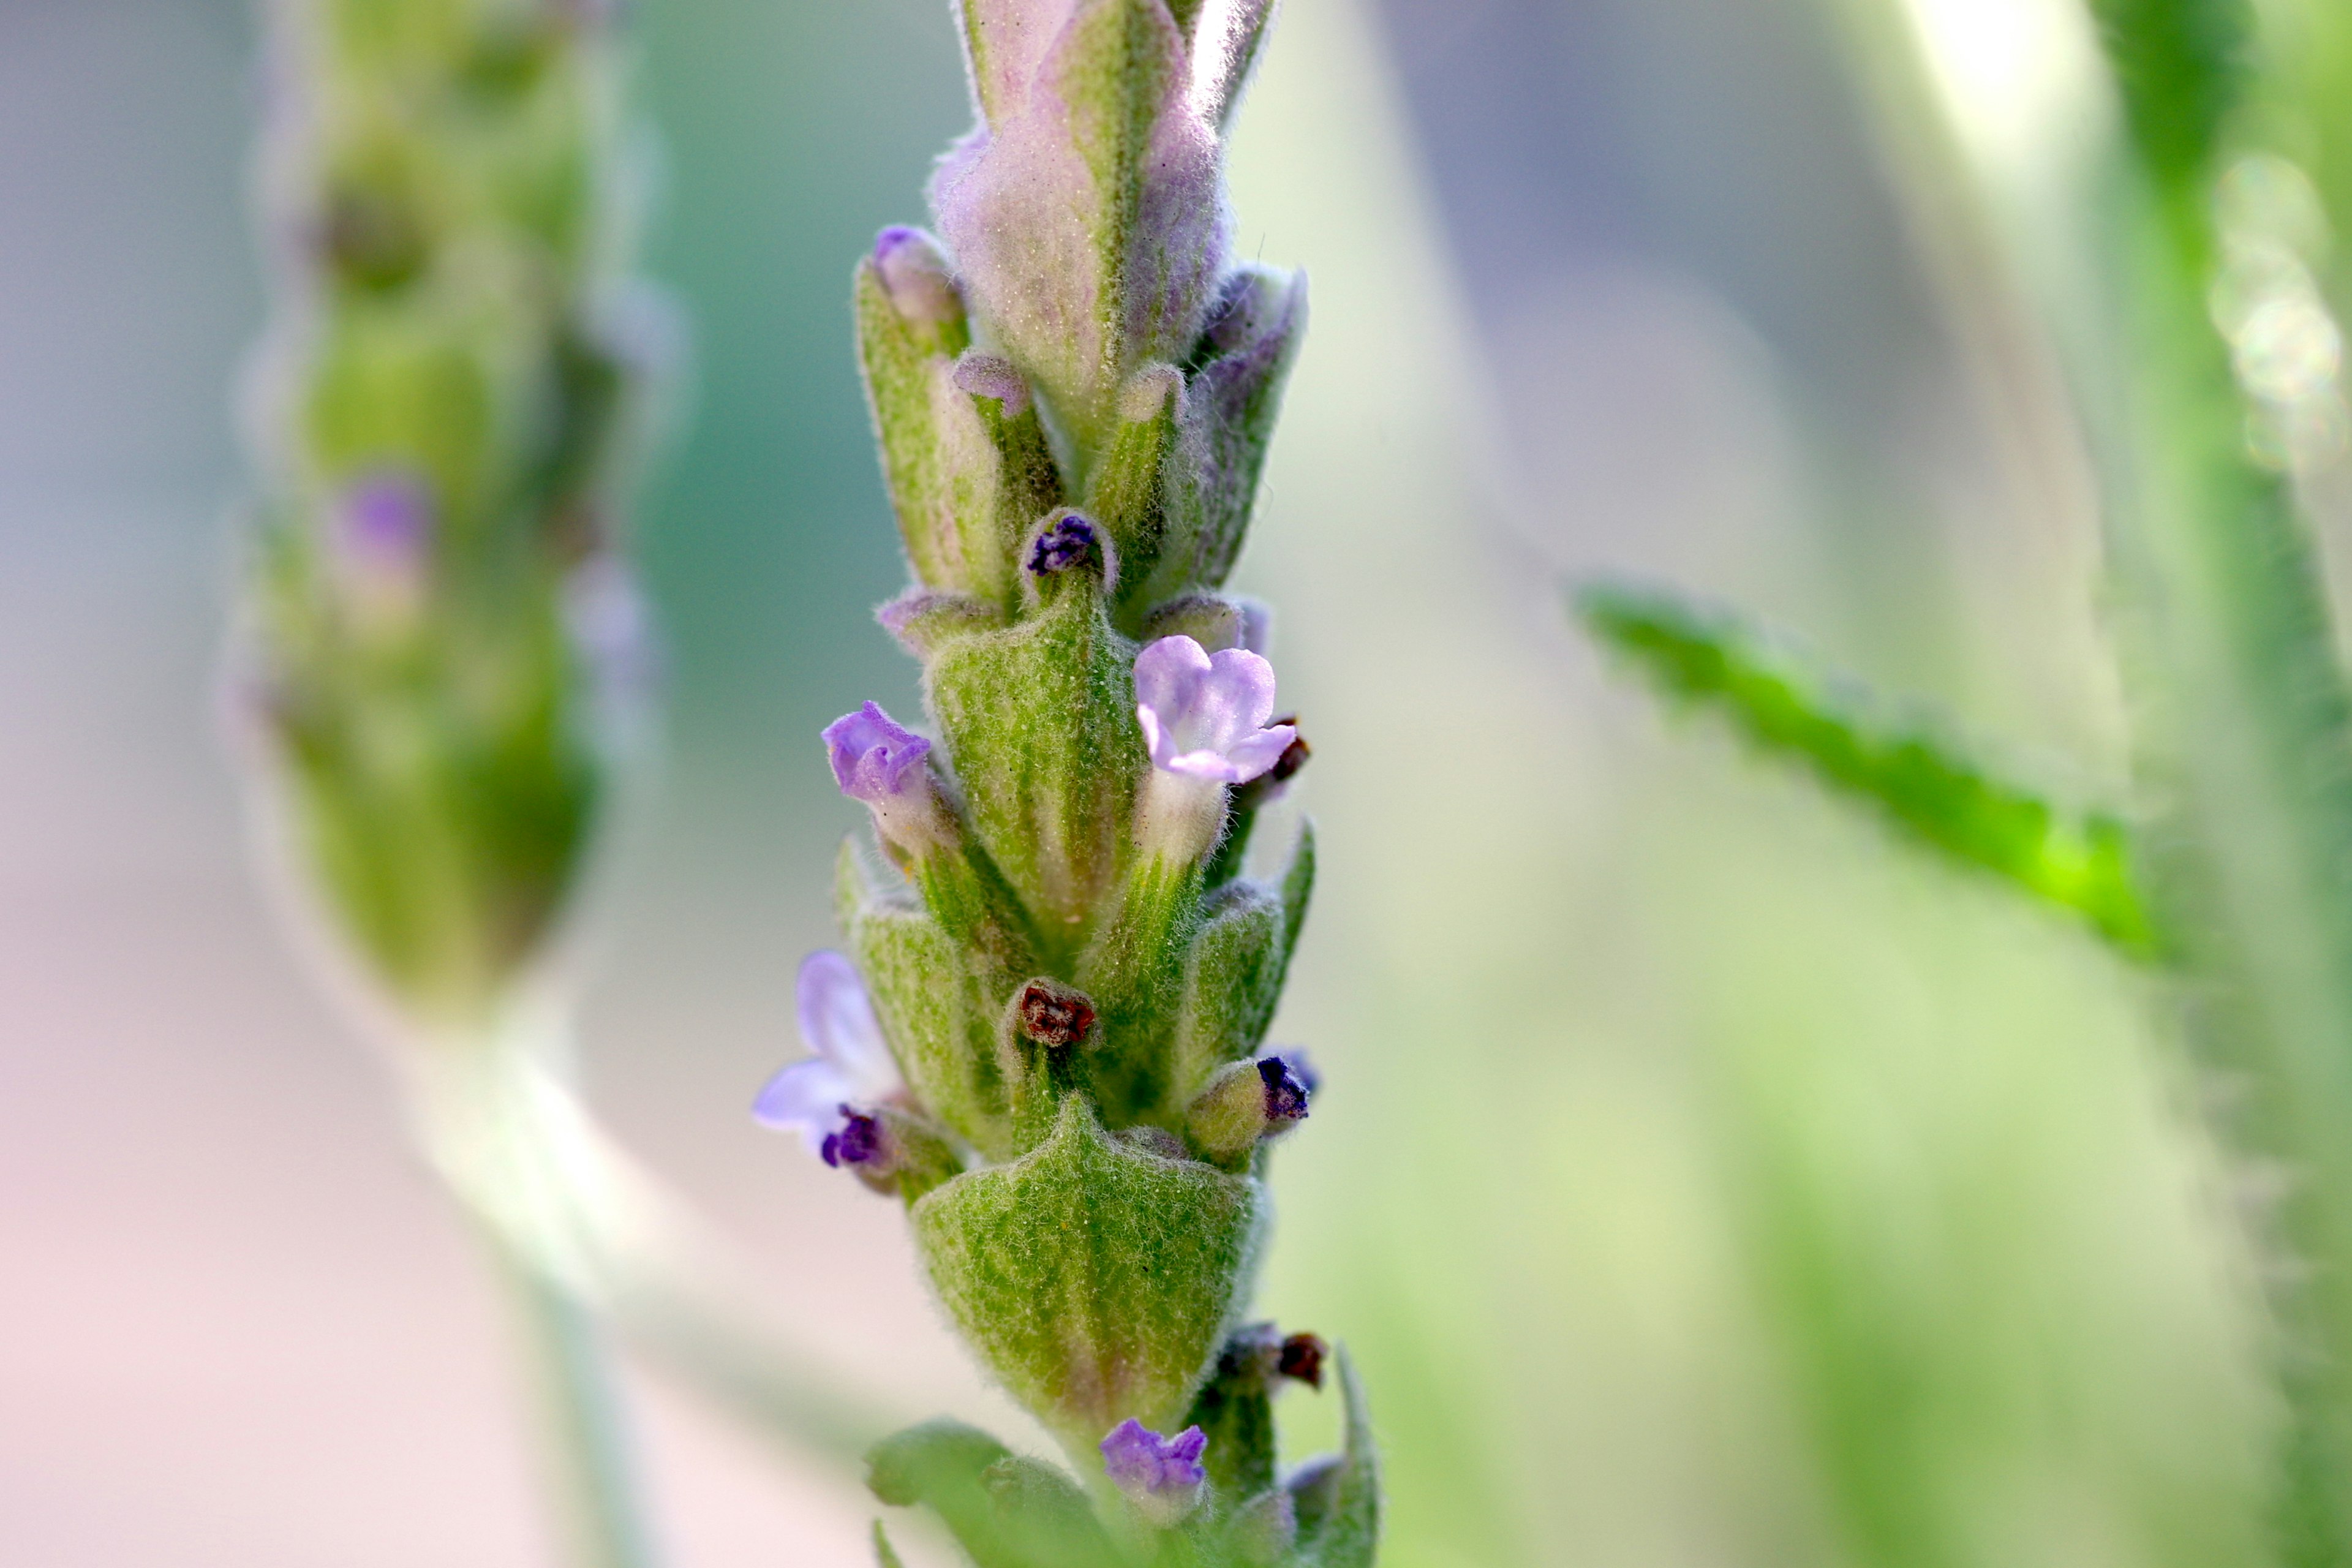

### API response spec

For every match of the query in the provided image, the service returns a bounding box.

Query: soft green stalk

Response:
[405,1004,885,1467]
[2086,158,2352,1568]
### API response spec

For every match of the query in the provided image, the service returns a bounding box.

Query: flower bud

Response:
[856,234,1065,611]
[1166,264,1306,600]
[1185,1054,1310,1167]
[872,225,965,330]
[932,0,1230,455]
[824,701,956,858]
[1025,509,1114,586]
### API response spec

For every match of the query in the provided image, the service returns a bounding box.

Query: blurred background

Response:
[0,0,2282,1562]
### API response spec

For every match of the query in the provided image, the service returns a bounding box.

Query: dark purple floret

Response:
[1027,511,1101,576]
[1257,1056,1311,1123]
[820,1107,884,1169]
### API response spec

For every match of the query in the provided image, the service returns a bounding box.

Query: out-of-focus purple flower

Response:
[1134,635,1295,784]
[824,701,950,851]
[872,225,963,326]
[753,951,904,1159]
[324,470,436,628]
[1100,1418,1208,1525]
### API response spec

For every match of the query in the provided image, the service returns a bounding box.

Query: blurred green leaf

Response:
[1576,582,2155,956]
[2084,0,2253,194]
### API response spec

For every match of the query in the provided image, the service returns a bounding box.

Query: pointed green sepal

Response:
[1078,852,1203,1122]
[927,578,1145,954]
[910,1096,1266,1454]
[1289,1346,1379,1568]
[1173,881,1287,1099]
[866,1417,1117,1568]
[1086,364,1185,621]
[840,842,1015,1158]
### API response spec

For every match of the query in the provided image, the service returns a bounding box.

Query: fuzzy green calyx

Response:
[911,1095,1265,1457]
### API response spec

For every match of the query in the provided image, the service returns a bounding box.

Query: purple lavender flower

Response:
[872,225,963,326]
[1028,510,1103,576]
[1100,1418,1208,1525]
[1134,635,1296,783]
[753,951,904,1159]
[823,701,948,851]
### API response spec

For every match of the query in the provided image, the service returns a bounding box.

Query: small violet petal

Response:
[823,701,932,805]
[1134,636,1295,785]
[1101,1418,1209,1500]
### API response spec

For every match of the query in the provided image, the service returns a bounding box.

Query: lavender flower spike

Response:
[753,951,904,1163]
[824,700,951,853]
[1099,1418,1208,1526]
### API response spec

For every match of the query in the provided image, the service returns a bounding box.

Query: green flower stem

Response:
[483,1224,658,1568]
[404,1003,887,1484]
[2089,167,2352,1566]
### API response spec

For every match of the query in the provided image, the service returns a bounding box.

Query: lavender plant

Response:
[1580,0,2352,1562]
[750,2,1379,1562]
[233,1,667,1560]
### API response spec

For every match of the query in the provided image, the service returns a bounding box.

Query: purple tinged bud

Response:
[825,701,931,799]
[1027,510,1102,576]
[820,1107,886,1169]
[1100,1419,1208,1526]
[930,0,1229,450]
[1257,1055,1311,1123]
[872,225,963,326]
[952,351,1031,418]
